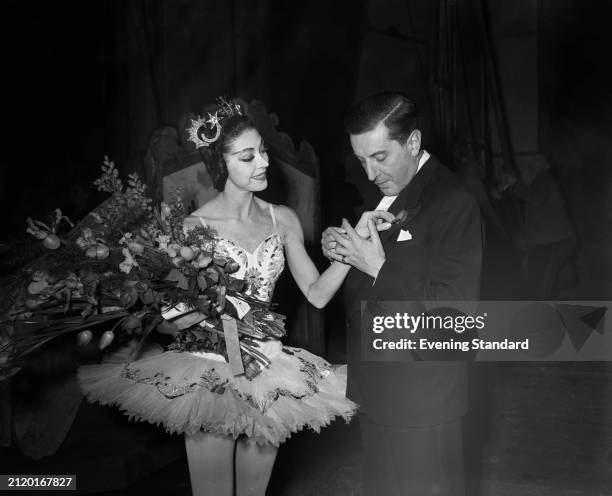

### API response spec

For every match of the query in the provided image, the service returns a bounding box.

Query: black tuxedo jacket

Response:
[344,155,482,426]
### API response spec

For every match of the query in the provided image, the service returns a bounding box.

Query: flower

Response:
[119,247,139,274]
[122,315,142,334]
[76,228,96,249]
[27,280,49,295]
[156,234,170,251]
[26,210,73,250]
[54,209,74,229]
[94,156,123,193]
[160,202,172,220]
[64,273,83,291]
[127,241,145,255]
[2,157,287,384]
[26,217,50,240]
[118,232,133,246]
[119,286,138,308]
[31,271,50,282]
[166,243,180,258]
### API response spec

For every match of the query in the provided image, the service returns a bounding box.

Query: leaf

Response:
[205,268,219,284]
[197,271,208,290]
[194,298,211,314]
[128,314,163,360]
[227,278,246,292]
[156,319,179,336]
[225,261,240,274]
[165,268,189,290]
[138,289,155,305]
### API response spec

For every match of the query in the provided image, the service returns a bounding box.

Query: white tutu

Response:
[78,340,355,446]
[79,209,357,445]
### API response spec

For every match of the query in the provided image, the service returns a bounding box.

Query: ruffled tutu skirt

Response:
[78,340,357,446]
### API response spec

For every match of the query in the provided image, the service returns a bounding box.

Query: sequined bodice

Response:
[213,231,285,302]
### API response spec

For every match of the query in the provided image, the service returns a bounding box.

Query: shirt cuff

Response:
[371,261,385,286]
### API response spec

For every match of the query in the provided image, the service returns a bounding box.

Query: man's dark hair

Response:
[345,92,420,143]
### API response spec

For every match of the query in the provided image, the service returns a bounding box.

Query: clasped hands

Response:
[321,210,395,279]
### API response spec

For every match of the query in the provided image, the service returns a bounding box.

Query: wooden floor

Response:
[2,370,609,495]
[477,363,611,496]
[87,364,610,496]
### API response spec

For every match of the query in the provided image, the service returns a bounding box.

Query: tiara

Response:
[187,97,244,149]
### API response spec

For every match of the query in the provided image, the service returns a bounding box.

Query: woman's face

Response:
[223,128,269,192]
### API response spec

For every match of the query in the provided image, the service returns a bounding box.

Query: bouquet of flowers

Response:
[0,157,286,381]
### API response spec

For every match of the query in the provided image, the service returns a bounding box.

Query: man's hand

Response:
[333,218,386,278]
[321,210,394,263]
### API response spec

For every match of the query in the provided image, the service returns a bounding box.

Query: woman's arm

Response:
[275,206,350,309]
[276,206,394,309]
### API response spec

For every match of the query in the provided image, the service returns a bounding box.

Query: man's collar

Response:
[416,149,430,173]
[375,150,433,211]
[397,151,438,209]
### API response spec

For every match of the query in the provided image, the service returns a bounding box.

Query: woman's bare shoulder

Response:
[266,203,302,236]
[271,204,298,222]
[186,197,221,226]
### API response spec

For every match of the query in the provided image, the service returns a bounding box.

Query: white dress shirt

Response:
[371,150,430,284]
[374,150,430,211]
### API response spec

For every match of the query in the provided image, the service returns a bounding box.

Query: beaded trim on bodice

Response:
[187,204,285,303]
[213,231,284,302]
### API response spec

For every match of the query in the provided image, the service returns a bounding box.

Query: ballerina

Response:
[79,98,393,496]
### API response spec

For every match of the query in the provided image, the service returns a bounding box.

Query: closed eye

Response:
[373,154,386,163]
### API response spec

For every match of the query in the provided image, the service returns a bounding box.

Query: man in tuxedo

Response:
[323,92,482,495]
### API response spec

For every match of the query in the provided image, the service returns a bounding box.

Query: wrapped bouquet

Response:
[0,157,286,382]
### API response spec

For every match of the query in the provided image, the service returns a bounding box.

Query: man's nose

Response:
[365,162,378,182]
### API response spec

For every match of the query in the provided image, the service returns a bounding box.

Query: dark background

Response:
[1,1,611,494]
[1,0,611,297]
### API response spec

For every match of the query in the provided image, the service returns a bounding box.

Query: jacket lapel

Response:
[349,156,440,298]
[377,156,439,247]
[377,203,420,246]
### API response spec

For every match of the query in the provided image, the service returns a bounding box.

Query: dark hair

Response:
[199,113,256,191]
[345,92,420,143]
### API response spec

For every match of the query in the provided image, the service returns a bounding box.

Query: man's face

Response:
[350,121,420,196]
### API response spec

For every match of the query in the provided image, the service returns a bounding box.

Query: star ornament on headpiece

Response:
[187,97,244,149]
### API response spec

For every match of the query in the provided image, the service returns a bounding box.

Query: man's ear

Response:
[409,129,421,157]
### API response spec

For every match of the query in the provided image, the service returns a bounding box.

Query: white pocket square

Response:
[397,229,413,241]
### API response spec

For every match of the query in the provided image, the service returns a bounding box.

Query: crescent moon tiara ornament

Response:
[186,97,244,149]
[206,111,220,127]
[187,115,221,149]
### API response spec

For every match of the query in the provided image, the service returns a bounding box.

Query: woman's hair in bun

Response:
[199,113,255,191]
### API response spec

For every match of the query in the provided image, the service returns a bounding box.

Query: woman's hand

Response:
[354,210,395,238]
[321,210,395,262]
[332,218,386,277]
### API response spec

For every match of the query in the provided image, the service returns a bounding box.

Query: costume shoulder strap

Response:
[268,203,278,230]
